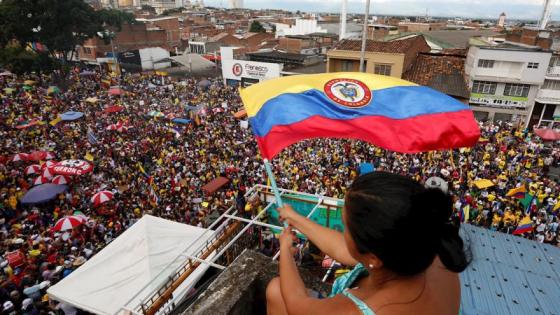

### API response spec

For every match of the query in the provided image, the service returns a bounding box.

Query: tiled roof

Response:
[460,225,560,315]
[333,36,424,54]
[403,52,470,99]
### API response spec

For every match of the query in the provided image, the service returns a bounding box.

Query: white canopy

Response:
[48,215,215,315]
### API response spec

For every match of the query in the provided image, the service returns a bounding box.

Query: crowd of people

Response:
[0,68,559,314]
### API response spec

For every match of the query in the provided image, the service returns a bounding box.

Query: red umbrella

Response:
[108,87,124,96]
[45,152,55,160]
[25,164,42,175]
[52,216,83,231]
[51,175,70,185]
[42,161,56,169]
[11,153,29,162]
[28,151,47,161]
[32,176,49,186]
[91,191,114,206]
[103,105,124,113]
[41,168,54,179]
[534,128,560,141]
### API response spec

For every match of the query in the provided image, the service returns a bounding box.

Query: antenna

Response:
[340,0,347,40]
[539,0,554,29]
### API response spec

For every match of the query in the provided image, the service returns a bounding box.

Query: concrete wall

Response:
[327,50,405,77]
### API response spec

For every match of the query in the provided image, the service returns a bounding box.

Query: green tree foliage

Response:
[0,0,132,76]
[249,21,266,33]
[0,0,101,65]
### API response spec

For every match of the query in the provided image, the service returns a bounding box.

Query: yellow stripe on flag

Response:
[239,72,417,117]
[49,116,62,126]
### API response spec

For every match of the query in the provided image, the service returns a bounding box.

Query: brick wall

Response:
[402,36,431,73]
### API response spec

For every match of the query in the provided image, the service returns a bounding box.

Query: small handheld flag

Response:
[506,185,526,199]
[513,216,533,235]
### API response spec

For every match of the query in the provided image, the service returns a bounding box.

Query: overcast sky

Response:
[205,0,557,20]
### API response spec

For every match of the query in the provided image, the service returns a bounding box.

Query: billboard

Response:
[222,59,282,84]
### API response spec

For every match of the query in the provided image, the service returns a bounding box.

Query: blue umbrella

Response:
[359,163,375,175]
[21,184,68,204]
[60,111,84,121]
[172,118,192,124]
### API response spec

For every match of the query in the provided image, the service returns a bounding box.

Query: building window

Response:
[504,83,530,97]
[472,81,497,95]
[477,59,495,68]
[528,62,539,69]
[374,64,392,76]
[543,79,560,90]
[340,60,355,72]
[83,47,92,55]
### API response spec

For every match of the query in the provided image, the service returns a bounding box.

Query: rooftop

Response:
[421,29,500,48]
[479,41,550,52]
[403,52,470,99]
[333,35,426,54]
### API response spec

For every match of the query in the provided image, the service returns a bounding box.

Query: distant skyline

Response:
[205,0,558,21]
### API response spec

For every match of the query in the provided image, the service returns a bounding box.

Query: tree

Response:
[250,21,266,33]
[0,1,130,79]
[0,0,102,78]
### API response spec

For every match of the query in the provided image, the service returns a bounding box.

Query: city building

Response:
[498,12,506,28]
[533,54,560,127]
[326,35,431,77]
[277,34,337,55]
[78,23,169,63]
[228,0,243,9]
[275,19,328,38]
[464,43,552,124]
[136,16,182,51]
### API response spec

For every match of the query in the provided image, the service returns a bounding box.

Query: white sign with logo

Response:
[222,59,282,82]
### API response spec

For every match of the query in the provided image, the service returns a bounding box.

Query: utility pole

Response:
[359,0,371,73]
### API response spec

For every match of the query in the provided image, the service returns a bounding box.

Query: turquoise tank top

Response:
[329,263,462,315]
[330,263,376,315]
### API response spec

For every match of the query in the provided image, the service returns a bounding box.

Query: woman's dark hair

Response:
[345,171,469,276]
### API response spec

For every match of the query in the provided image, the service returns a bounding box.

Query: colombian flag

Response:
[240,73,480,159]
[506,185,527,199]
[513,216,533,235]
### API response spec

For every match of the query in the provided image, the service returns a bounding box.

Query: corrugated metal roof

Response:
[460,225,560,315]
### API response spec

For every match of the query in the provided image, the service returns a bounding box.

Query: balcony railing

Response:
[536,89,560,104]
[546,66,560,77]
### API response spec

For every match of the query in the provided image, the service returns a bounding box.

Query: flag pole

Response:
[263,158,288,228]
[264,159,283,208]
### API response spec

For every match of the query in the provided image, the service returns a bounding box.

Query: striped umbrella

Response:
[42,161,56,169]
[11,153,29,162]
[28,151,47,161]
[52,216,83,231]
[73,211,88,223]
[32,176,49,186]
[45,152,56,160]
[41,168,54,179]
[51,175,70,185]
[91,191,114,206]
[25,164,42,175]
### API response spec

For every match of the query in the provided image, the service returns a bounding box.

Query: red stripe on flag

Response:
[255,110,480,159]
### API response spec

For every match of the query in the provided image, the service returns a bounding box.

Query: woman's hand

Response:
[278,204,299,226]
[280,226,297,254]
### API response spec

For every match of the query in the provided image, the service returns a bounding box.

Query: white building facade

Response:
[465,45,552,126]
[275,19,328,38]
[534,54,560,128]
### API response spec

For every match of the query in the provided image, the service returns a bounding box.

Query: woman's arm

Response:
[278,205,357,266]
[278,227,354,315]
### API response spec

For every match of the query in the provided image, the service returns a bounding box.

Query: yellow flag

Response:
[49,116,62,126]
[84,152,94,162]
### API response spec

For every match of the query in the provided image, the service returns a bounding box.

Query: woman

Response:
[267,172,468,315]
